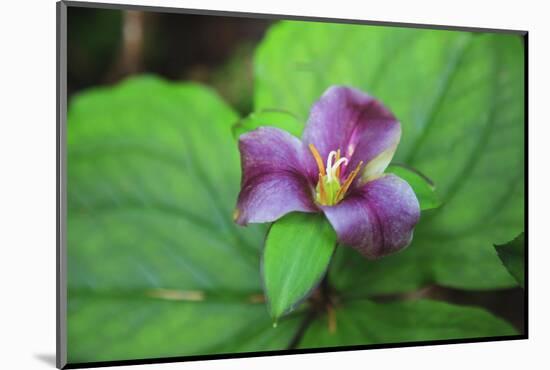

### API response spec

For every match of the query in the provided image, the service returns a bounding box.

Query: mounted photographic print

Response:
[57,1,527,368]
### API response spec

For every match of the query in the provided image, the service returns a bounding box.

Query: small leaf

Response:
[495,232,525,288]
[386,164,441,211]
[232,109,304,140]
[263,212,337,320]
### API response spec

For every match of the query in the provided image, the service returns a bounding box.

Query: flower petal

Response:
[235,127,317,225]
[321,174,420,259]
[302,86,401,182]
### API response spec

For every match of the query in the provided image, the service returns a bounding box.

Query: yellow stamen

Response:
[318,173,327,204]
[335,149,341,178]
[309,143,326,176]
[335,161,363,202]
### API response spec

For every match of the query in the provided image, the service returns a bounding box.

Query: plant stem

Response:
[286,308,317,349]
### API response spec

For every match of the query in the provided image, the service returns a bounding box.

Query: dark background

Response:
[68,7,270,114]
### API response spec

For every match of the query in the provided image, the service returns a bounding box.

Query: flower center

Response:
[309,144,363,206]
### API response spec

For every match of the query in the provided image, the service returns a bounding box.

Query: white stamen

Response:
[326,151,337,181]
[331,157,349,178]
[325,150,349,182]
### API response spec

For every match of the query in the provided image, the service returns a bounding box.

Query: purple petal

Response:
[321,174,420,259]
[235,127,317,225]
[302,86,401,182]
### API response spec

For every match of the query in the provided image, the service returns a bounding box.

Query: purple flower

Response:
[234,86,420,259]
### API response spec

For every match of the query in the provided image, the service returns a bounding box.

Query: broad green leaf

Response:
[67,76,301,363]
[386,164,441,211]
[495,233,525,288]
[232,109,304,140]
[255,22,524,292]
[299,299,517,348]
[69,294,302,362]
[264,212,337,320]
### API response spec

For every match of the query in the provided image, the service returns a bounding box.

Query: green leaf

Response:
[255,22,524,292]
[299,299,517,348]
[263,212,337,320]
[69,294,302,361]
[386,164,441,211]
[232,109,304,140]
[495,232,525,288]
[67,76,301,363]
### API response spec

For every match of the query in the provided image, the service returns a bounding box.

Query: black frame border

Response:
[57,1,529,368]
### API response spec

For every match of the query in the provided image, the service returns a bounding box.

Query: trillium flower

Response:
[234,86,420,258]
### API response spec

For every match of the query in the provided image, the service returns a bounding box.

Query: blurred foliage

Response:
[386,164,442,211]
[66,13,525,364]
[495,233,525,288]
[300,299,516,348]
[67,77,299,362]
[209,44,257,113]
[232,109,304,139]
